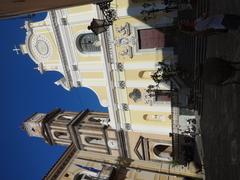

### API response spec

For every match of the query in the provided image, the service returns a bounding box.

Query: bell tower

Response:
[22,109,78,146]
[22,113,46,138]
[22,108,121,157]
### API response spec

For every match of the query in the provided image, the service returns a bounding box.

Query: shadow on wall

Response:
[125,0,178,60]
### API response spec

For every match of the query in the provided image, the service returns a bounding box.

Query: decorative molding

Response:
[114,22,136,59]
[129,88,142,103]
[120,46,133,59]
[115,36,136,46]
[121,103,129,111]
[118,81,126,89]
[30,34,53,60]
[117,62,124,71]
[115,22,131,36]
[125,123,132,130]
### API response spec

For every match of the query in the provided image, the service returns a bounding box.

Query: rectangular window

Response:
[137,28,176,49]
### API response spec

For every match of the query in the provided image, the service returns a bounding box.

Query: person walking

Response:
[179,14,240,35]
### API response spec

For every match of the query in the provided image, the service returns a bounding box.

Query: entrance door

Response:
[138,28,176,49]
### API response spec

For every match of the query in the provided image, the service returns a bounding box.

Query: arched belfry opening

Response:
[22,109,120,156]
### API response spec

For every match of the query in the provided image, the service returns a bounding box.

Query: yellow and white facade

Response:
[20,1,204,177]
[20,0,176,132]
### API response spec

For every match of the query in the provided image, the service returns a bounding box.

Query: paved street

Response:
[201,0,240,180]
[177,0,240,179]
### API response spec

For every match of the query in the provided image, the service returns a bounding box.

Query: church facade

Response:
[20,0,204,179]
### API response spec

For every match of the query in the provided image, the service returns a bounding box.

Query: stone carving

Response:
[115,23,135,59]
[121,103,129,111]
[120,46,133,58]
[117,62,124,71]
[119,81,126,89]
[115,22,131,36]
[30,34,52,60]
[129,88,142,102]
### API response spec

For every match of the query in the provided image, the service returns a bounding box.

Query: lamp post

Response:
[88,18,112,35]
[88,0,117,35]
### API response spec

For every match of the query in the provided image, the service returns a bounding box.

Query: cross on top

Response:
[13,45,21,55]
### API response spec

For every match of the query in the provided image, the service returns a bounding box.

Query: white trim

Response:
[128,104,171,113]
[81,79,106,87]
[54,9,80,87]
[95,6,119,130]
[131,124,171,135]
[32,26,53,33]
[123,62,157,70]
[132,23,175,56]
[78,63,104,72]
[100,37,117,129]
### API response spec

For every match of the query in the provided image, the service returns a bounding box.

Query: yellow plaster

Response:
[66,4,93,14]
[127,131,172,160]
[76,55,102,62]
[129,110,172,128]
[70,24,89,34]
[80,72,104,79]
[85,86,108,106]
[117,49,164,63]
[124,70,154,81]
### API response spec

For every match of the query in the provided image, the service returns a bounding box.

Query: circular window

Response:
[76,33,101,53]
[36,40,49,55]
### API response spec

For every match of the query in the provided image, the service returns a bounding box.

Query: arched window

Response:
[88,117,102,123]
[54,131,68,139]
[74,174,92,180]
[85,136,105,146]
[153,144,172,160]
[76,33,101,53]
[57,114,74,121]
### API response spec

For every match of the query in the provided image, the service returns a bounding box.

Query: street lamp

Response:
[87,18,111,35]
[88,0,117,35]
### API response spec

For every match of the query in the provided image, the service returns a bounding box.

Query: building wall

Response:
[21,0,178,157]
[55,150,187,180]
[106,0,177,134]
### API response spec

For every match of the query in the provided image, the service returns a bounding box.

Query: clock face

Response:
[30,34,52,60]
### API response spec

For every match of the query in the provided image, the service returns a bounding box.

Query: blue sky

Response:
[0,13,107,180]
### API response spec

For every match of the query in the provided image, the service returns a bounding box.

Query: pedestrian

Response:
[179,14,240,35]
